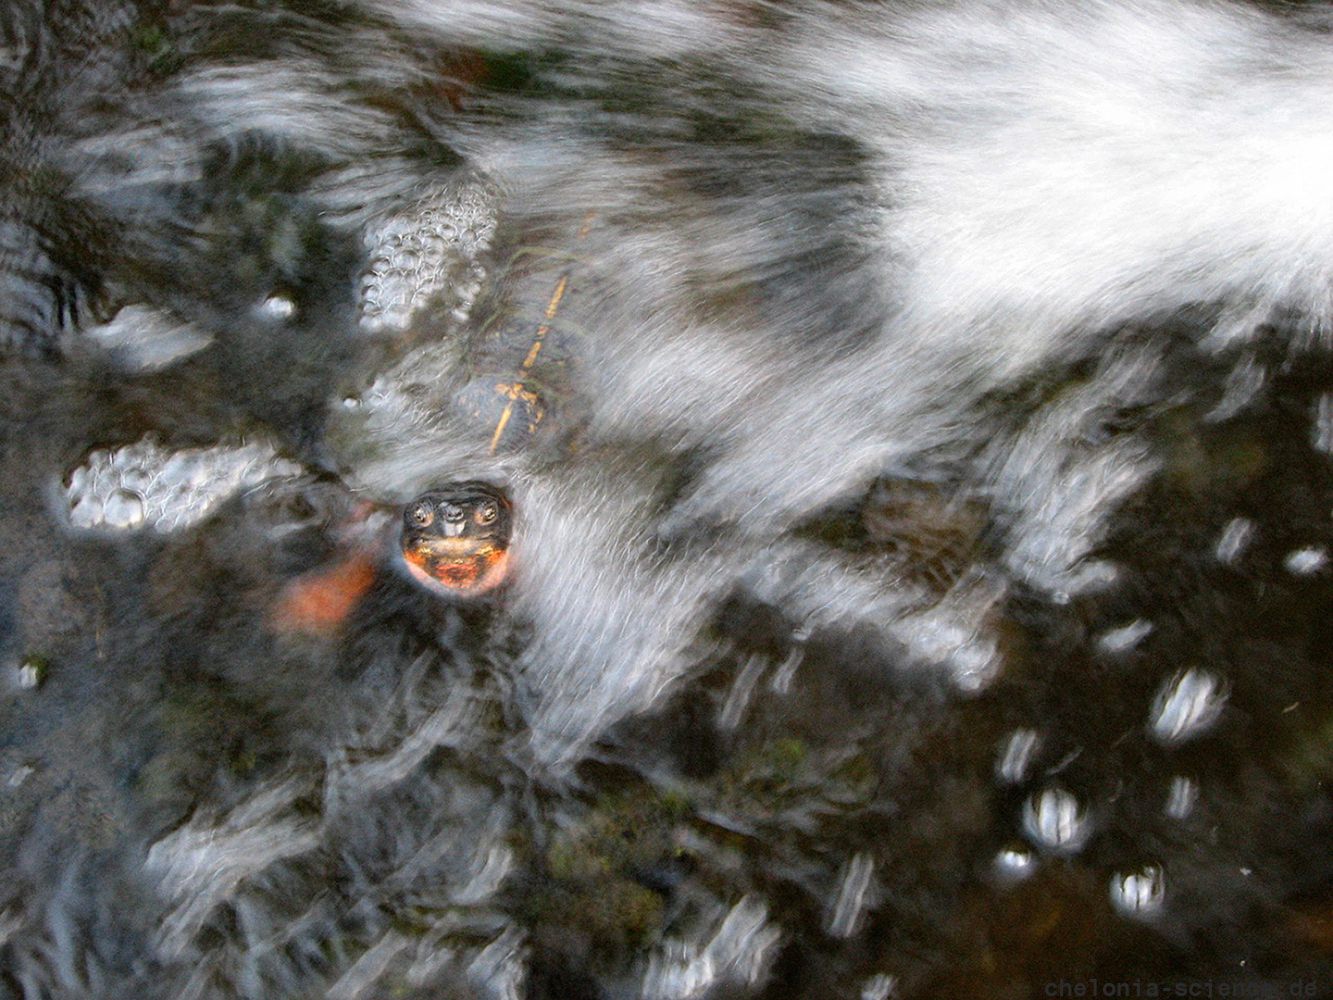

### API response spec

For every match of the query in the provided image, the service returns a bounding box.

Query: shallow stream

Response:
[1,2,1330,997]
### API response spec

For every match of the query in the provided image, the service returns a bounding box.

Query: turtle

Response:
[398,481,515,598]
[58,176,600,633]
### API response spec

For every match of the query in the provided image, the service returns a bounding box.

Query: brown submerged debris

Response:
[860,478,991,595]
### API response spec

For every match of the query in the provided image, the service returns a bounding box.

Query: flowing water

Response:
[1,1,1331,997]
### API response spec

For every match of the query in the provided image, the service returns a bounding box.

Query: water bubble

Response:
[1022,787,1091,854]
[103,488,146,530]
[259,294,296,320]
[120,465,153,495]
[1096,619,1153,655]
[1283,546,1328,576]
[1215,517,1255,565]
[861,973,898,1000]
[996,728,1041,785]
[1164,775,1198,820]
[465,928,526,1000]
[768,646,803,695]
[1109,865,1166,919]
[84,304,213,371]
[719,655,765,730]
[992,845,1037,884]
[1313,393,1333,454]
[68,494,105,530]
[1205,354,1265,422]
[827,853,876,939]
[1150,668,1228,744]
[642,896,780,1000]
[326,932,410,1000]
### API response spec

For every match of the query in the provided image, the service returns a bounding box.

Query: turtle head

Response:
[398,481,513,597]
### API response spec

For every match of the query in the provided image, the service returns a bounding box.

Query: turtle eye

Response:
[441,502,466,523]
[408,502,434,527]
[477,501,498,525]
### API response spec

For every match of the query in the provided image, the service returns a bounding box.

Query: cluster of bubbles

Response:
[358,179,497,334]
[63,436,303,534]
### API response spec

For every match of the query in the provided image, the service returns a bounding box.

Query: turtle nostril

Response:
[442,503,465,522]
